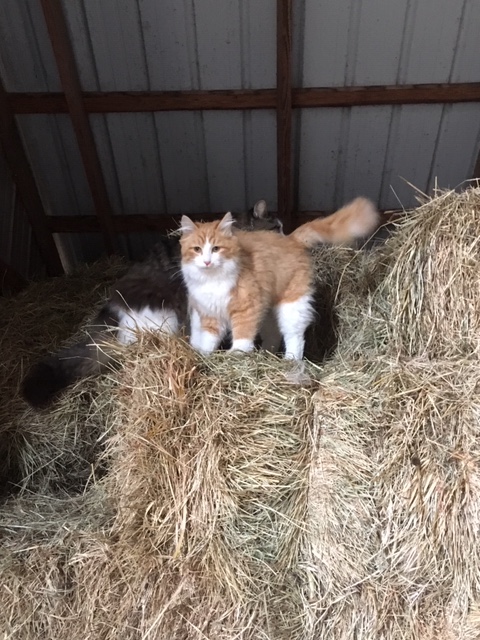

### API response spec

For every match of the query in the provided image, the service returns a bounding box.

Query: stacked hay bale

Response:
[1,187,480,639]
[0,282,318,638]
[0,257,126,494]
[308,187,480,639]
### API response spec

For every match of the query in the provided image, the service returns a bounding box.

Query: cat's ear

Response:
[180,215,197,236]
[253,200,268,219]
[218,211,235,236]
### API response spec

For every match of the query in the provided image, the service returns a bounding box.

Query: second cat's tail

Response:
[21,307,120,409]
[290,197,380,248]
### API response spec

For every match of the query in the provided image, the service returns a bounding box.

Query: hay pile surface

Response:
[332,187,480,359]
[2,187,480,639]
[0,257,126,493]
[1,329,317,638]
[307,188,480,639]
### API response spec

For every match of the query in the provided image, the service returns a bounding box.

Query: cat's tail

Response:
[290,197,380,248]
[21,307,120,409]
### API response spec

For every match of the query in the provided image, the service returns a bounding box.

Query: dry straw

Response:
[332,186,480,359]
[0,257,126,493]
[1,303,318,638]
[2,187,480,639]
[307,187,480,638]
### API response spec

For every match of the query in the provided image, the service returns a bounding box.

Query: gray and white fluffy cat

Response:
[22,201,282,408]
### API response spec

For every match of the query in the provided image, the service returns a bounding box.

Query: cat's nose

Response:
[204,260,211,266]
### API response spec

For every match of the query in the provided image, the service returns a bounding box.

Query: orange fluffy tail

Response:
[290,197,380,248]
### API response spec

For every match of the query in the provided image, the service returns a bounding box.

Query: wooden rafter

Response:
[48,213,224,233]
[46,208,397,234]
[276,0,293,232]
[0,81,63,276]
[40,0,117,254]
[7,83,480,114]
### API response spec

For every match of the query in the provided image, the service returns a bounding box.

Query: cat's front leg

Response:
[229,307,262,353]
[190,309,224,354]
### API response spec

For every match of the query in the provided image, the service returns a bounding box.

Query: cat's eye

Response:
[211,246,220,252]
[193,246,202,253]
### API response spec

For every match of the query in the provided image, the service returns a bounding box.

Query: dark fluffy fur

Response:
[22,203,282,409]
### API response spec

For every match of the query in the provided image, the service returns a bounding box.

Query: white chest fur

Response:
[182,262,238,320]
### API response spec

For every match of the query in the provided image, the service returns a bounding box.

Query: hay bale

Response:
[309,357,480,639]
[0,257,125,493]
[332,188,480,359]
[308,244,379,358]
[0,334,318,639]
[2,186,480,639]
[306,187,480,639]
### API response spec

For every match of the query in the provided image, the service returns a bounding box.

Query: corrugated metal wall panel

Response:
[296,108,343,211]
[379,105,444,210]
[243,110,277,209]
[427,103,480,193]
[339,106,392,205]
[0,0,478,272]
[16,114,95,217]
[64,0,276,92]
[204,111,248,211]
[0,150,45,281]
[398,0,468,84]
[154,111,209,214]
[0,151,16,263]
[451,0,480,83]
[138,0,202,91]
[15,114,106,267]
[97,113,166,215]
[9,199,39,279]
[296,0,411,87]
[296,0,475,87]
[298,106,394,210]
[0,0,59,91]
[194,0,244,90]
[77,0,149,91]
[298,102,480,212]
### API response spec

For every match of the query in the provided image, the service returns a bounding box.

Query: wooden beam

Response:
[40,0,117,254]
[8,90,276,113]
[276,0,293,232]
[0,82,63,276]
[0,258,28,295]
[46,208,398,234]
[8,83,480,114]
[294,83,480,108]
[47,212,225,234]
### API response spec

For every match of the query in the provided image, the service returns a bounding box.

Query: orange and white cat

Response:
[180,197,379,360]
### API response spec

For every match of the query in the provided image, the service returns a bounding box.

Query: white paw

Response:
[191,331,219,355]
[229,339,255,353]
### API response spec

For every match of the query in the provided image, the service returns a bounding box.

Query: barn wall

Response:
[294,0,480,210]
[0,0,479,268]
[0,150,45,283]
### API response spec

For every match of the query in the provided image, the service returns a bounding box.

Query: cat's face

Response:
[180,213,239,274]
[233,200,283,234]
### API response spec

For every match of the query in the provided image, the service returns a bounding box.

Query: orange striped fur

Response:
[180,197,379,359]
[291,197,379,247]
